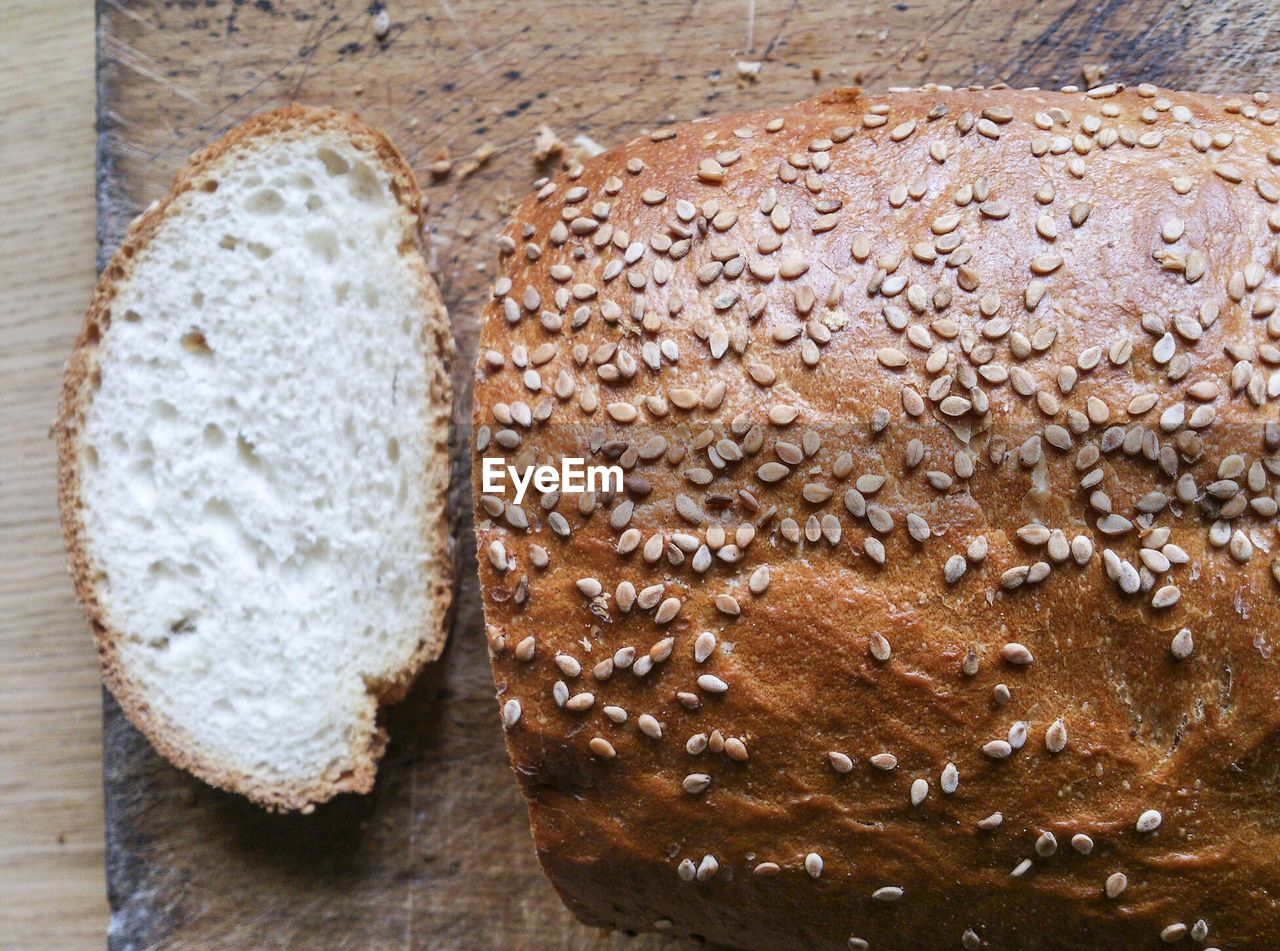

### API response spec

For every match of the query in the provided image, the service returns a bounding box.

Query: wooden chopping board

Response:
[95,1,1280,946]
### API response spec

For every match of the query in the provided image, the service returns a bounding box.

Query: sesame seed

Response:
[910,778,929,806]
[872,886,903,902]
[1214,162,1243,183]
[714,594,741,615]
[968,536,989,562]
[650,637,673,663]
[867,505,894,534]
[487,539,508,571]
[1035,831,1058,857]
[683,773,712,795]
[1000,565,1030,590]
[589,736,616,759]
[1136,809,1163,833]
[828,751,854,774]
[698,674,729,694]
[694,631,716,664]
[1017,523,1052,546]
[696,854,719,881]
[805,853,824,878]
[877,347,909,368]
[1046,718,1068,753]
[697,158,725,183]
[757,461,790,483]
[1160,924,1187,944]
[941,762,959,794]
[654,597,682,624]
[1008,721,1029,749]
[1105,872,1128,898]
[1030,253,1063,275]
[1230,529,1254,563]
[1001,642,1034,665]
[870,752,898,770]
[1171,628,1194,659]
[554,653,581,678]
[856,474,886,494]
[983,740,1013,759]
[502,698,521,729]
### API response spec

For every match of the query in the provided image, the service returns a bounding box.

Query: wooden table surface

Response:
[5,0,1280,948]
[0,2,109,948]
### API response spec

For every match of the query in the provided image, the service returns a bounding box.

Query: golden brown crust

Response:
[56,105,454,813]
[474,84,1280,947]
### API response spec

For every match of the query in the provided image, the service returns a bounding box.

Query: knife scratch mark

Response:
[100,0,157,31]
[135,0,370,168]
[404,766,418,948]
[438,0,482,59]
[290,0,365,100]
[101,34,208,108]
[762,0,799,59]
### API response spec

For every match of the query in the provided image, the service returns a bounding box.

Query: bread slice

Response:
[56,106,453,812]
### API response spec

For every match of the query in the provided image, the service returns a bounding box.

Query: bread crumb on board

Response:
[533,125,603,170]
[572,134,604,159]
[428,146,452,178]
[455,142,496,180]
[428,143,497,182]
[533,124,566,165]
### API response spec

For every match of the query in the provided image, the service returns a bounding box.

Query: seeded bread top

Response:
[473,84,1280,949]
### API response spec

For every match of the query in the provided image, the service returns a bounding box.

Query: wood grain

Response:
[0,2,108,949]
[7,0,1277,947]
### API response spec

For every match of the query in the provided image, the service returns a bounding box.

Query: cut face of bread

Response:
[57,107,453,812]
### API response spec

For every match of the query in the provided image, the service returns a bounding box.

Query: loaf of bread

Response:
[57,107,453,812]
[473,84,1280,948]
